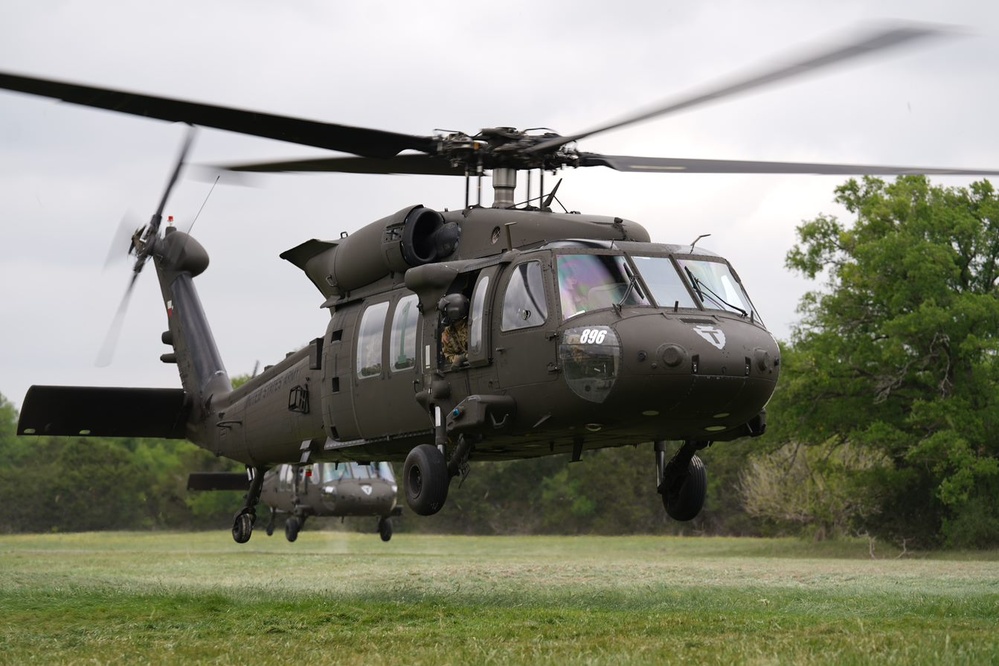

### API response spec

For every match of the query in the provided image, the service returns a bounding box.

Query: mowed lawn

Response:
[1,531,997,665]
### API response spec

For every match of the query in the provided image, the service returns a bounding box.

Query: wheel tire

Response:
[378,517,393,542]
[404,444,450,516]
[663,454,707,522]
[232,512,254,544]
[285,517,300,542]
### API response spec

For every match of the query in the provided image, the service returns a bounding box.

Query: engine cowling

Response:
[281,204,460,298]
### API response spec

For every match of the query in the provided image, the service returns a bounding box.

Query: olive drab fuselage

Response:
[192,205,779,469]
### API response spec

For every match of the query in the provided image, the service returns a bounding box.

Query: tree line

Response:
[2,176,997,548]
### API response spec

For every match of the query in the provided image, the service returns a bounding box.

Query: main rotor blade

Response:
[217,153,465,176]
[0,71,438,159]
[580,153,999,176]
[528,23,955,155]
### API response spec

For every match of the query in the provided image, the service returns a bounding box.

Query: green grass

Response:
[1,532,997,664]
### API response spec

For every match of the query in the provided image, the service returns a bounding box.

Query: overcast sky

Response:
[2,0,998,410]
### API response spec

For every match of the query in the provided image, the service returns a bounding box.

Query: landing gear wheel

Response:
[378,517,393,542]
[404,444,450,516]
[232,511,254,544]
[662,454,707,522]
[231,465,267,544]
[285,516,301,542]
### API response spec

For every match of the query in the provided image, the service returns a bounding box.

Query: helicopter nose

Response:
[560,313,779,437]
[322,480,397,515]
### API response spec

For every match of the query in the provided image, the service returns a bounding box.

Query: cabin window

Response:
[557,254,649,320]
[468,274,489,355]
[356,301,389,378]
[389,294,419,372]
[630,255,697,309]
[500,261,548,331]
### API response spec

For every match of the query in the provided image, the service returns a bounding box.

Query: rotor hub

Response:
[436,127,579,173]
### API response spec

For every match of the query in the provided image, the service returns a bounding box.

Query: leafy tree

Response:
[47,437,149,531]
[0,394,15,443]
[779,176,999,547]
[537,447,666,535]
[413,456,566,534]
[411,445,729,536]
[0,391,240,533]
[739,439,886,540]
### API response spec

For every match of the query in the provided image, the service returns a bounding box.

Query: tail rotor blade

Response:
[96,127,198,367]
[151,125,197,229]
[96,272,139,367]
[104,211,141,270]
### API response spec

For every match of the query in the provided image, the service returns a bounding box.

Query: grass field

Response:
[1,531,997,665]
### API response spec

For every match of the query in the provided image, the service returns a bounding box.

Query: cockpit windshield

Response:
[628,256,697,310]
[555,251,760,322]
[315,461,394,483]
[557,254,649,320]
[675,258,757,319]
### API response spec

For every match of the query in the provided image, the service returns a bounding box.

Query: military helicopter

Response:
[8,24,999,544]
[188,461,401,542]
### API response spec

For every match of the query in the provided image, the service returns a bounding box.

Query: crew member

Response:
[439,293,470,367]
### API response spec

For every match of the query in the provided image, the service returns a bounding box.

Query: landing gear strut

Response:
[265,507,276,536]
[656,440,709,522]
[231,465,267,544]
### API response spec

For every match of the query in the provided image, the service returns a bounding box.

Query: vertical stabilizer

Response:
[154,227,232,427]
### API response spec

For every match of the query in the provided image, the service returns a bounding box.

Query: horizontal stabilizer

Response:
[280,238,340,296]
[187,472,250,492]
[279,238,339,271]
[17,385,190,438]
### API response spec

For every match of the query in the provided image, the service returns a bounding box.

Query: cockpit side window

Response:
[468,274,489,355]
[557,254,648,320]
[278,465,295,491]
[377,462,396,483]
[501,261,548,331]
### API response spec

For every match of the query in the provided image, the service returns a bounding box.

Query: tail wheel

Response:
[662,454,707,522]
[404,444,450,516]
